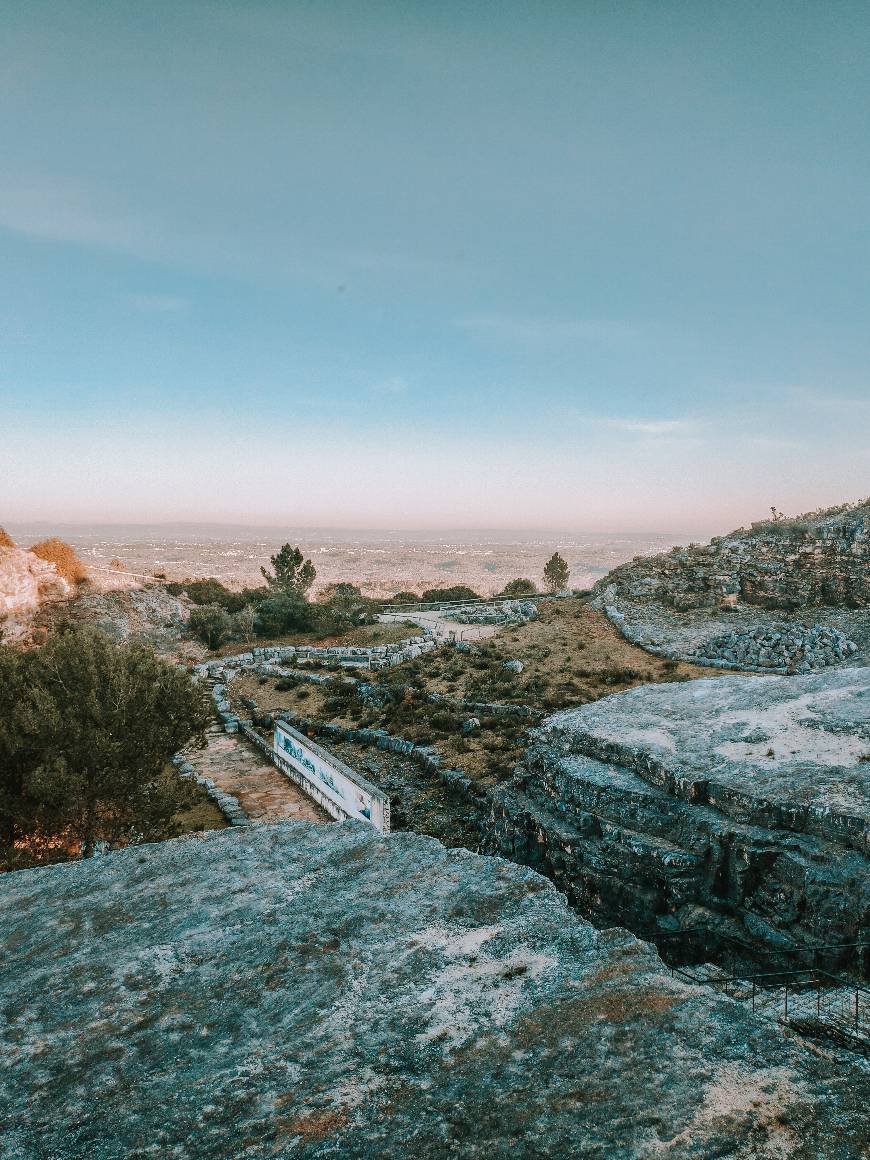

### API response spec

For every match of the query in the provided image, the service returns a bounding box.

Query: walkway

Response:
[185,725,330,824]
[378,608,499,643]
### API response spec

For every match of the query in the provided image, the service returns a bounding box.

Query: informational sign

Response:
[273,720,389,833]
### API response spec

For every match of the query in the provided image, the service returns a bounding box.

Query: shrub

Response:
[390,591,420,604]
[0,527,15,548]
[0,626,210,861]
[317,582,377,625]
[499,578,538,597]
[255,591,317,637]
[29,538,88,585]
[419,585,481,603]
[188,604,233,650]
[165,578,262,613]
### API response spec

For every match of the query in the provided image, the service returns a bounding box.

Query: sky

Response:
[1,0,868,534]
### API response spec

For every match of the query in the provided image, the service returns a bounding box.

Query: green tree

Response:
[500,578,538,597]
[255,591,316,637]
[0,647,57,852]
[33,627,211,857]
[543,552,570,593]
[317,583,373,625]
[261,544,316,596]
[390,591,420,604]
[188,603,233,650]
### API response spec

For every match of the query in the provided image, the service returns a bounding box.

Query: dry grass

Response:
[228,600,723,789]
[404,598,720,710]
[29,538,88,586]
[0,527,15,548]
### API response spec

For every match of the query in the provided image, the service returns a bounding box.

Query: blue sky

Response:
[1,0,868,531]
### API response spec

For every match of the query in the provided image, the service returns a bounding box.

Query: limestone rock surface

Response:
[2,821,867,1158]
[486,669,870,957]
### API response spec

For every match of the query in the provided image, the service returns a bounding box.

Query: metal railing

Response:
[657,928,870,1055]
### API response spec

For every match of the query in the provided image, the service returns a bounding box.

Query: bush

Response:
[390,591,420,604]
[188,604,233,650]
[317,582,377,625]
[0,626,210,862]
[0,527,15,549]
[29,538,88,586]
[419,585,481,603]
[499,578,538,597]
[255,592,318,637]
[166,578,265,613]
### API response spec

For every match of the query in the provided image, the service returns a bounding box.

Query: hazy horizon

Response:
[2,2,868,527]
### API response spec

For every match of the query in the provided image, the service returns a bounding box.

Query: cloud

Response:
[0,175,147,250]
[604,417,698,437]
[786,386,870,414]
[370,376,408,396]
[459,313,637,346]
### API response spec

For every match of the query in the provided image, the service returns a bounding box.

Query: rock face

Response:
[485,669,869,961]
[2,822,868,1159]
[595,501,869,613]
[0,545,69,636]
[41,585,191,653]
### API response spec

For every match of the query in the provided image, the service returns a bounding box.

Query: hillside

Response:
[591,500,870,672]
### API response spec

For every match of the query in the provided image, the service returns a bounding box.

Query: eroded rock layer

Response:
[2,822,867,1158]
[595,501,869,613]
[486,670,869,960]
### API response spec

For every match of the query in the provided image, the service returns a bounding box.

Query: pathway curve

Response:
[378,609,499,643]
[185,725,330,824]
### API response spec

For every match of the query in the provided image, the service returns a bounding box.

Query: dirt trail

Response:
[185,726,331,825]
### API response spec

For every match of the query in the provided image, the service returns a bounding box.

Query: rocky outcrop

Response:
[445,599,538,625]
[485,669,869,962]
[0,545,70,636]
[594,500,869,613]
[2,821,867,1158]
[40,585,191,653]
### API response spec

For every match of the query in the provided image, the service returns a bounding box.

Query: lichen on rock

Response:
[1,821,867,1157]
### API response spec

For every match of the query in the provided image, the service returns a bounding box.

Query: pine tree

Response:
[261,544,316,595]
[543,552,570,593]
[28,627,211,857]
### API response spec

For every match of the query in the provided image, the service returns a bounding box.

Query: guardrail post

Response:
[784,981,789,1020]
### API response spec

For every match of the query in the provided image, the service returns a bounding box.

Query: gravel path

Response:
[378,609,498,643]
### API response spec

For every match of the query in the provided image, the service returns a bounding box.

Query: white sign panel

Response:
[274,721,388,833]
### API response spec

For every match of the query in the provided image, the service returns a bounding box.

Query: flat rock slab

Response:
[186,727,330,824]
[1,822,868,1158]
[544,668,870,843]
